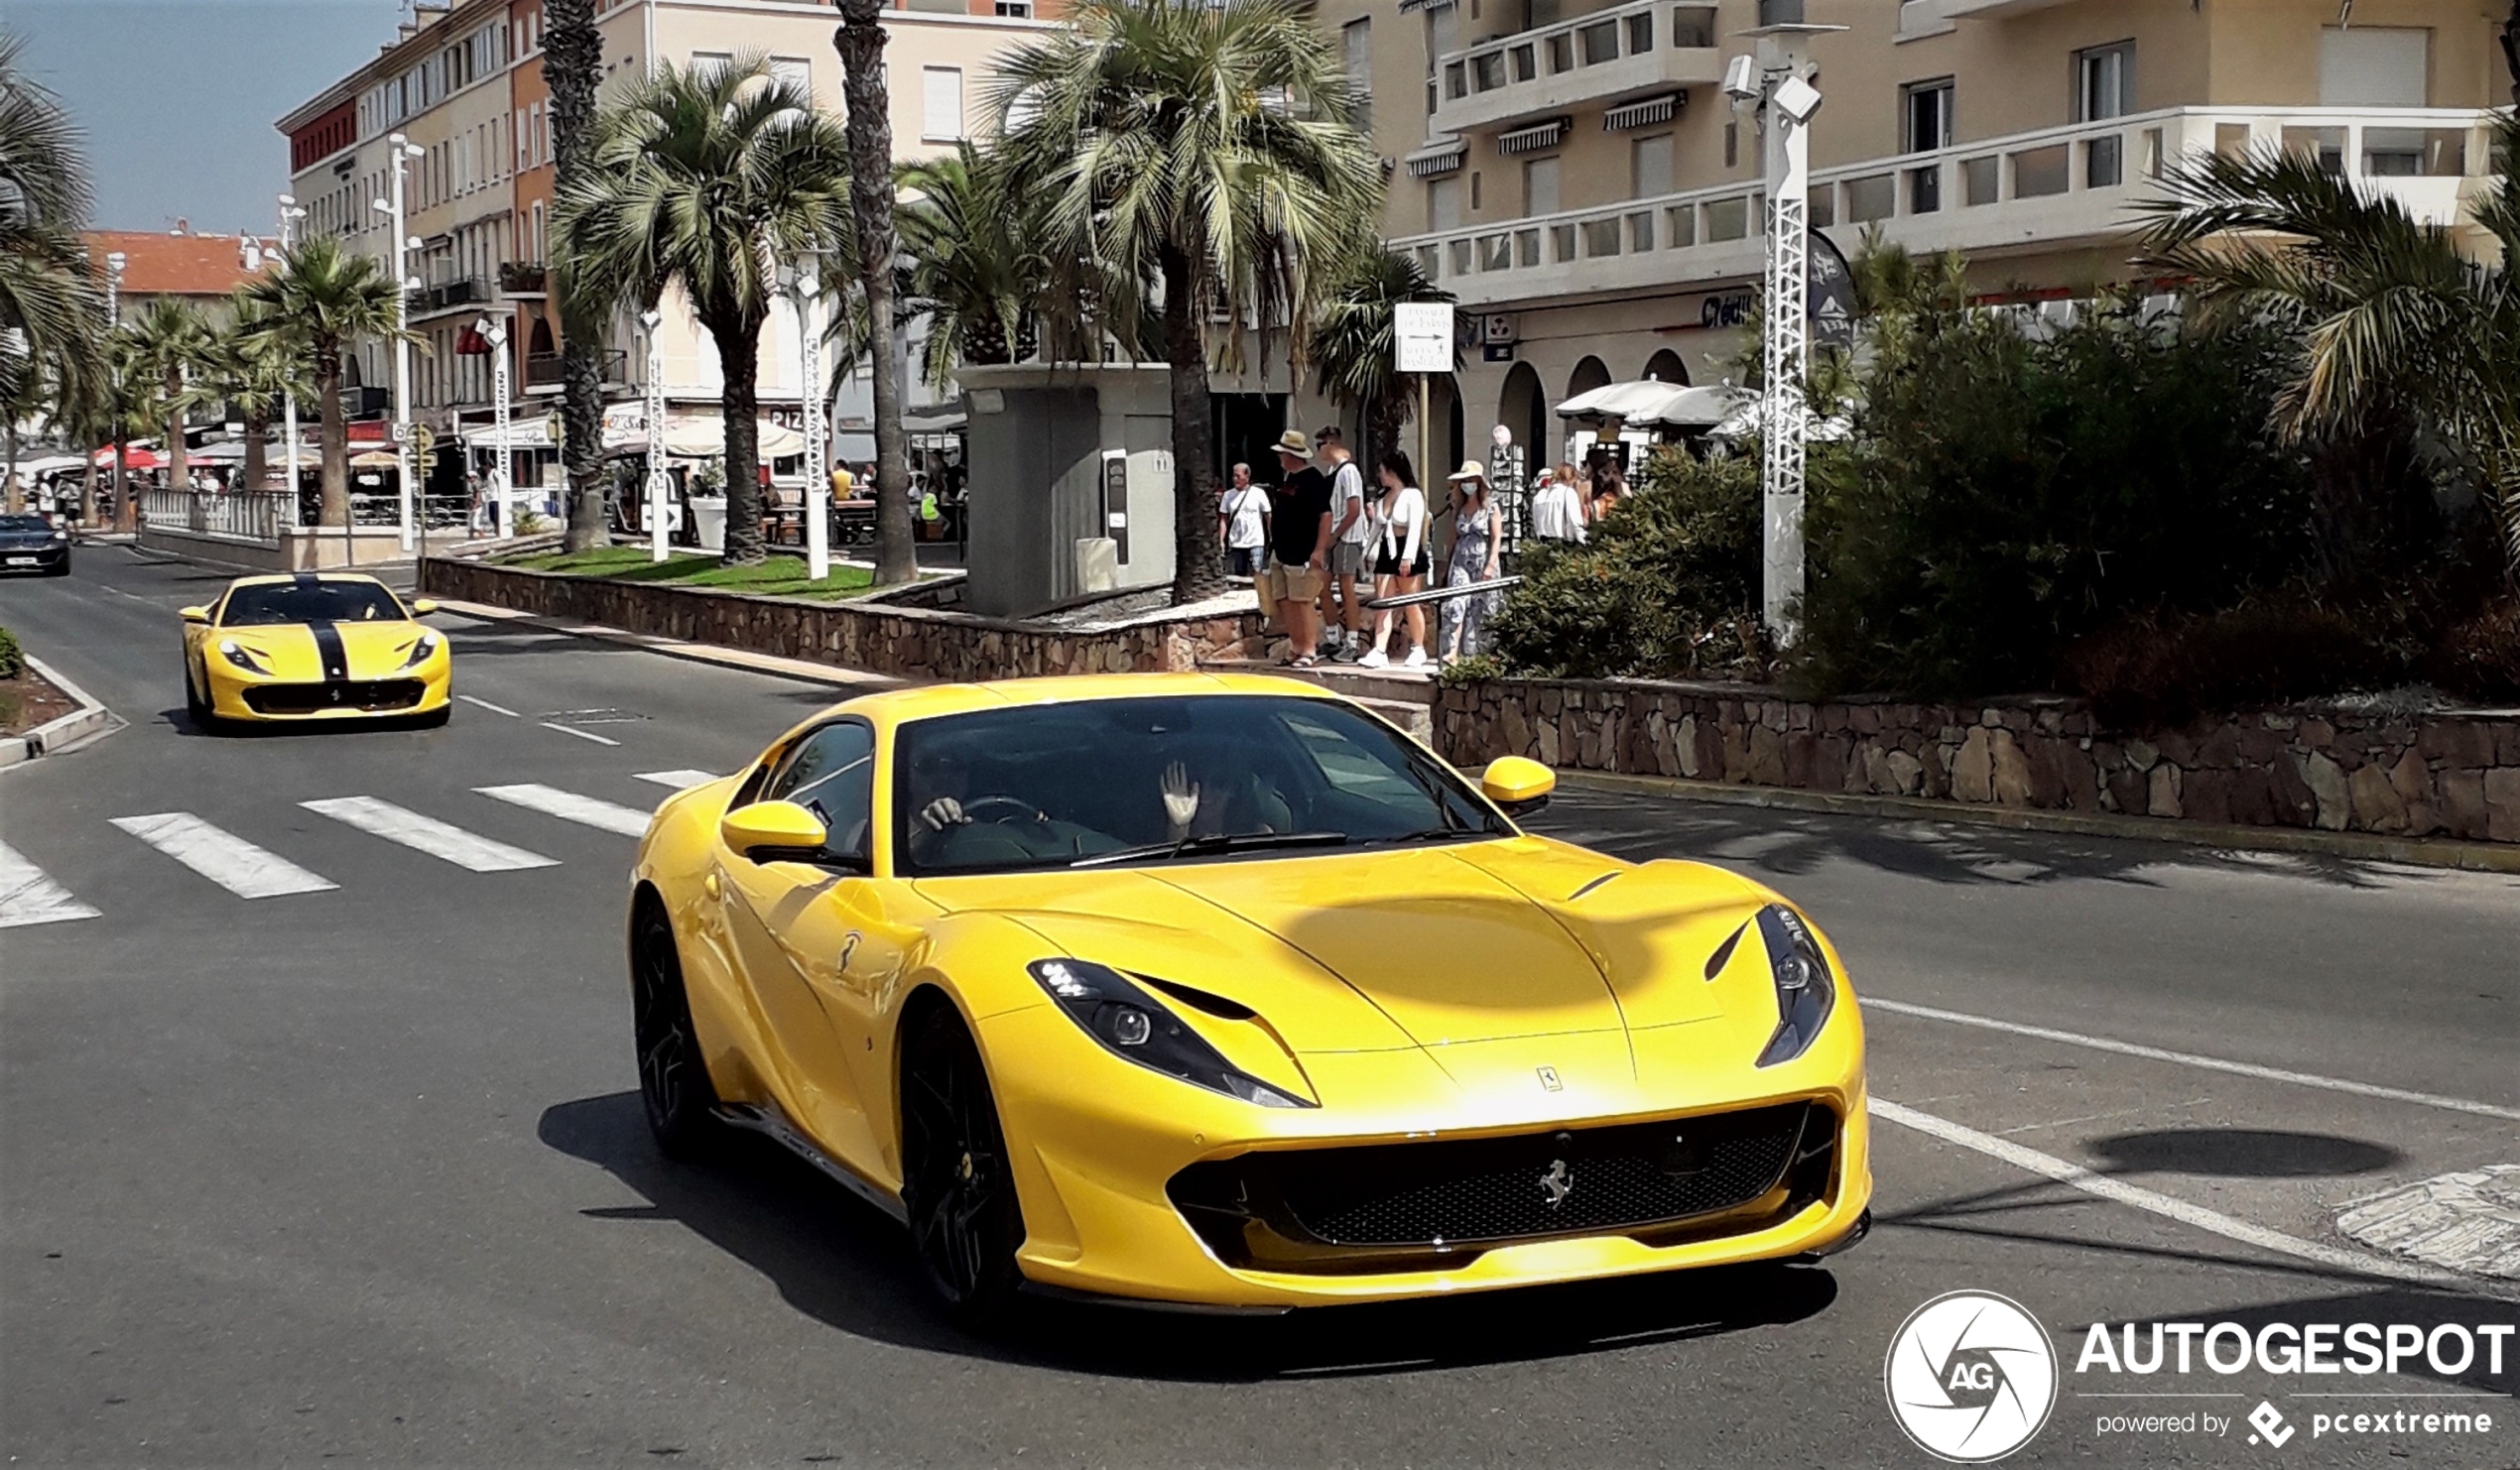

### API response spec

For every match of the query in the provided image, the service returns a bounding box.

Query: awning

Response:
[1497,117,1571,155]
[349,449,401,468]
[15,453,86,476]
[93,445,164,469]
[1396,0,1453,12]
[1604,94,1685,130]
[1404,139,1468,178]
[617,417,808,460]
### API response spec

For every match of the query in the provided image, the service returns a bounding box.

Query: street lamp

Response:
[477,315,512,539]
[642,307,668,563]
[372,132,426,552]
[276,194,308,509]
[783,263,830,581]
[103,249,127,531]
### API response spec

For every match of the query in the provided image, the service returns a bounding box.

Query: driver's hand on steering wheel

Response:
[918,796,969,831]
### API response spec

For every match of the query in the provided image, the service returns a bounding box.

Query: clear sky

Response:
[1,0,408,233]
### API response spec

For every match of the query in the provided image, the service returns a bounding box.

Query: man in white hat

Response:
[1261,429,1332,667]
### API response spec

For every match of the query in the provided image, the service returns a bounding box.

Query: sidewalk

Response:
[427,597,904,692]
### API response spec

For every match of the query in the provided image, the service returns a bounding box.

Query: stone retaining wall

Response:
[419,558,1268,683]
[1435,678,2520,843]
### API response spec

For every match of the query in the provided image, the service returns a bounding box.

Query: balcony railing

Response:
[413,277,492,318]
[1390,104,2497,309]
[525,349,628,391]
[497,261,548,295]
[1432,0,1721,136]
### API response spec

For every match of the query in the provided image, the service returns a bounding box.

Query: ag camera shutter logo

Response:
[1885,1291,2060,1462]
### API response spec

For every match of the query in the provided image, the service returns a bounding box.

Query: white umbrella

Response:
[1556,380,1747,429]
[1710,397,1853,442]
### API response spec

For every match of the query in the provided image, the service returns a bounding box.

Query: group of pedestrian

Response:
[1525,450,1632,546]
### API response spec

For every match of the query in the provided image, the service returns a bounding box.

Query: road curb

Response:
[0,655,122,769]
[1558,770,2520,875]
[428,598,907,693]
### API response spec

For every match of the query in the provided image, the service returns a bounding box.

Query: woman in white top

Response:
[1531,460,1588,545]
[1357,450,1430,670]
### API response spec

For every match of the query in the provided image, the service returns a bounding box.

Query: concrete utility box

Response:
[957,363,1176,619]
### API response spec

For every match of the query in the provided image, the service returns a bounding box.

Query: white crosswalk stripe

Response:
[634,770,719,791]
[476,784,652,838]
[109,813,337,898]
[0,838,99,928]
[301,796,559,872]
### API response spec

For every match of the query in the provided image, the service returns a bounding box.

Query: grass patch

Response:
[503,546,878,601]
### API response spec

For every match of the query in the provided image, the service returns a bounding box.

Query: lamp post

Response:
[643,307,668,563]
[276,195,308,510]
[788,266,829,581]
[479,315,512,539]
[102,250,126,531]
[372,132,425,552]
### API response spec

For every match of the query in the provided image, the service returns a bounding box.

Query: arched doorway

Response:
[1643,348,1689,385]
[1498,360,1546,474]
[1568,355,1611,399]
[529,316,555,357]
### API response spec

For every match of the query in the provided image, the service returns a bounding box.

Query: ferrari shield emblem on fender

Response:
[1538,1159,1574,1208]
[1536,1065,1563,1092]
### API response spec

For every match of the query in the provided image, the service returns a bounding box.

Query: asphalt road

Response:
[3,548,2514,1470]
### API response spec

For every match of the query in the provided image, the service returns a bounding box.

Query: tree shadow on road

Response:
[538,1089,1842,1381]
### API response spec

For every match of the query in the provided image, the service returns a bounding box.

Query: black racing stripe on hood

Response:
[308,621,350,682]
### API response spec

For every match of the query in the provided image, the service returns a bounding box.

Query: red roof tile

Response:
[83,230,276,300]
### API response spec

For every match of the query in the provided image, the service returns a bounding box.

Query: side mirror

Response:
[179,605,210,625]
[409,597,439,615]
[1480,755,1557,816]
[719,799,829,864]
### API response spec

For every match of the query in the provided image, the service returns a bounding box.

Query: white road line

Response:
[541,721,619,746]
[1863,996,2520,1124]
[458,694,519,717]
[476,784,652,838]
[633,769,718,791]
[108,813,336,899]
[0,839,99,928]
[300,796,558,872]
[1868,1098,2478,1290]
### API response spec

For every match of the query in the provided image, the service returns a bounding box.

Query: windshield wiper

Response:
[1070,829,1350,868]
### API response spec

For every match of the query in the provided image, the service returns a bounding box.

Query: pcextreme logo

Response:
[1884,1290,2062,1463]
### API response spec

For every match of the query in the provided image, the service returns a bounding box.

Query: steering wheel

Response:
[957,795,1048,825]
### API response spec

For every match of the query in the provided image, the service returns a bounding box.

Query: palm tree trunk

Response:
[547,0,609,553]
[241,406,270,493]
[158,368,188,530]
[316,347,350,529]
[1160,246,1224,604]
[711,313,766,564]
[833,0,915,587]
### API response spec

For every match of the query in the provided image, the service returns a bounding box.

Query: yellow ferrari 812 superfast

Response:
[628,674,1869,1320]
[180,572,451,729]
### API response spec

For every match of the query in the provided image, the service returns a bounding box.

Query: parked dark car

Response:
[0,512,69,575]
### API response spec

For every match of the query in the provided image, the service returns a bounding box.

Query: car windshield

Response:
[892,694,1509,877]
[0,514,52,532]
[220,581,406,626]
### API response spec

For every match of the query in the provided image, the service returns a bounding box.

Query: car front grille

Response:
[1169,1099,1837,1275]
[243,679,425,715]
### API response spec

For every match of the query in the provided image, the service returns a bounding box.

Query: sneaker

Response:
[1356,648,1390,669]
[1401,647,1429,669]
[1331,637,1363,663]
[1316,632,1341,657]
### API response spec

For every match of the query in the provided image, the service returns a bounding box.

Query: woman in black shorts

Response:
[1357,450,1431,670]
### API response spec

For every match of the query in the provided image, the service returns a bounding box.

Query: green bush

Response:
[1487,448,1770,681]
[0,627,21,681]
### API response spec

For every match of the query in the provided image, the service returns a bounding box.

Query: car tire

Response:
[631,898,720,1159]
[185,662,222,733]
[47,559,68,577]
[900,1003,1027,1327]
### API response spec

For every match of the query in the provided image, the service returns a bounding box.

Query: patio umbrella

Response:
[1556,380,1747,429]
[349,449,401,468]
[93,445,163,470]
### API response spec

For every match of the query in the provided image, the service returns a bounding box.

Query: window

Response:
[923,67,964,141]
[1902,78,1953,155]
[1723,121,1737,169]
[1522,156,1559,215]
[1670,5,1715,48]
[770,57,812,105]
[764,720,876,864]
[1630,132,1673,198]
[1625,12,1652,56]
[2319,26,2427,106]
[691,50,735,77]
[994,0,1032,14]
[1427,176,1460,231]
[1579,19,1619,64]
[1472,51,1505,90]
[2076,41,2133,121]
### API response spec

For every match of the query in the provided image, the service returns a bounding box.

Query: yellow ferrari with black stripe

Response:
[628,674,1869,1321]
[179,572,451,728]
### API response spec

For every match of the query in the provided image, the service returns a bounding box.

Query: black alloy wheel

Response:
[631,899,719,1158]
[901,1005,1026,1325]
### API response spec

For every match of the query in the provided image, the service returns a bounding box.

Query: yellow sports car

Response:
[629,674,1868,1320]
[180,572,451,728]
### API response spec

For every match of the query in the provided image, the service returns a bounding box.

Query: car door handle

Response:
[704,871,721,900]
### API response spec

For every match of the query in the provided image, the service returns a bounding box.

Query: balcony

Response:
[1389,104,2498,310]
[411,277,492,320]
[1432,0,1722,137]
[497,261,548,297]
[525,349,628,393]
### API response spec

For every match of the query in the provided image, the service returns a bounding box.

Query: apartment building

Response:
[275,0,1062,469]
[1320,0,2509,470]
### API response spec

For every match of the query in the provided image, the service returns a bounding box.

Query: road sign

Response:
[1393,302,1454,375]
[409,424,436,463]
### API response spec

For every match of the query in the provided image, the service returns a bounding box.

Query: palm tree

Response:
[988,0,1383,603]
[2139,116,2520,576]
[1311,247,1451,470]
[556,56,851,565]
[897,144,1049,386]
[122,298,216,505]
[830,0,917,586]
[544,0,609,552]
[238,237,407,531]
[211,300,315,496]
[0,33,103,500]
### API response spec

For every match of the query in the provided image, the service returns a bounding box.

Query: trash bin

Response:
[690,494,727,552]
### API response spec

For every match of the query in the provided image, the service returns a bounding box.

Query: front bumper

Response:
[975,999,1872,1309]
[0,543,68,572]
[204,659,451,721]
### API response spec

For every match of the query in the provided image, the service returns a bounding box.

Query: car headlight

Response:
[1752,905,1836,1067]
[216,639,271,674]
[1027,958,1311,1108]
[397,632,440,671]
[50,531,67,544]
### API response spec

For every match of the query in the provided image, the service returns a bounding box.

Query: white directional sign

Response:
[1393,302,1454,375]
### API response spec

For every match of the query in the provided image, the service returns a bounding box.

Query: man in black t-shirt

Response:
[1262,429,1332,666]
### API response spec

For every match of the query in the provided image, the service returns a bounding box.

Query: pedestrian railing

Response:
[1365,574,1521,610]
[143,487,299,546]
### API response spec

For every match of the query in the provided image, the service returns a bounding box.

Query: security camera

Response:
[1773,73,1822,124]
[1720,54,1759,103]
